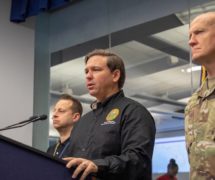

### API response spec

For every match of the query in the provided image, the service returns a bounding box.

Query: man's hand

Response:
[63,157,98,180]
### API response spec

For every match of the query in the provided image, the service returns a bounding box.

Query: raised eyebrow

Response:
[59,108,67,112]
[193,28,205,33]
[85,65,102,71]
[189,28,204,37]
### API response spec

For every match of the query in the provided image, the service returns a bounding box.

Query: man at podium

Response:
[63,49,156,180]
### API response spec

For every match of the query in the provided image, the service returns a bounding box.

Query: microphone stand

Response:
[0,115,47,132]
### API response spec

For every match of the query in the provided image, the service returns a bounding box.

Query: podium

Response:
[0,134,73,180]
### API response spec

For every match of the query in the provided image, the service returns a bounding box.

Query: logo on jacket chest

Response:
[101,108,120,126]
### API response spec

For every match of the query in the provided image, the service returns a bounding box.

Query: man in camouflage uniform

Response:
[185,12,215,180]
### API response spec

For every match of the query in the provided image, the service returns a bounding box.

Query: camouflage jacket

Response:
[185,78,215,180]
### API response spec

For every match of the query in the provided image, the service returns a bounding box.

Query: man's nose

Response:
[86,71,93,79]
[52,110,58,117]
[189,35,197,47]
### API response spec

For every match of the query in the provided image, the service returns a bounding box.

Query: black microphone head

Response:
[30,114,48,121]
[39,114,48,120]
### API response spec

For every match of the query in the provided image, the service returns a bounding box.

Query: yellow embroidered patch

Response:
[106,108,120,121]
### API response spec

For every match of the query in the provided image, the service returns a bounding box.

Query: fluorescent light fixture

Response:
[186,66,201,73]
[181,66,201,73]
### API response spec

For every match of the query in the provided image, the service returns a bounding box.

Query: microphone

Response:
[19,114,47,124]
[0,114,48,131]
[30,114,48,122]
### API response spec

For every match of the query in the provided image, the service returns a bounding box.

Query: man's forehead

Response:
[191,12,215,28]
[86,56,108,66]
[56,99,73,107]
[87,55,107,62]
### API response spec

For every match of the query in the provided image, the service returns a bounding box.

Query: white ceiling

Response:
[50,24,199,106]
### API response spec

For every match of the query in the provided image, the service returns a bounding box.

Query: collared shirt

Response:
[65,90,156,180]
[47,138,70,158]
[185,77,215,180]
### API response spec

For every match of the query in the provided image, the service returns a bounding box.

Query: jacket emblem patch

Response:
[106,108,120,121]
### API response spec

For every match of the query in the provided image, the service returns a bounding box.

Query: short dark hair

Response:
[85,49,126,89]
[59,94,83,116]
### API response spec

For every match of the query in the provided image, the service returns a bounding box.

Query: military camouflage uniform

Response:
[185,77,215,180]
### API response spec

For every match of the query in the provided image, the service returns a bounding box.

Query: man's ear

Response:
[112,69,120,83]
[72,113,81,123]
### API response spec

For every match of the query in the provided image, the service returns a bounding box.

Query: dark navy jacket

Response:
[64,90,156,180]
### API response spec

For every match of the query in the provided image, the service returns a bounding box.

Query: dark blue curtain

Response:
[10,0,71,23]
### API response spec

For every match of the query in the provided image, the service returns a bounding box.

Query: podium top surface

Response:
[0,134,74,180]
